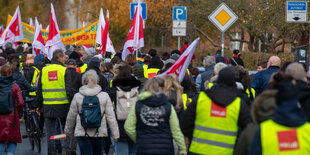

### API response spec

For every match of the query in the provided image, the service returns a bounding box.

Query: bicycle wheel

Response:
[32,113,42,153]
[24,114,34,150]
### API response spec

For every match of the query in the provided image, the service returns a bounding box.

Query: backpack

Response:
[116,86,139,120]
[0,84,13,114]
[79,94,103,133]
[215,56,226,63]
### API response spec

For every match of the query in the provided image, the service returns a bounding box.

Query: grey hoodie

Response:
[65,85,119,138]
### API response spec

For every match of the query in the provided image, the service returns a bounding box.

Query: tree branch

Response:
[193,25,226,49]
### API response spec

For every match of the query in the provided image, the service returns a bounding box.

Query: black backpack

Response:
[0,83,13,114]
[79,94,103,136]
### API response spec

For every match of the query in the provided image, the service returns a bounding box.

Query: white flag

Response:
[32,17,46,56]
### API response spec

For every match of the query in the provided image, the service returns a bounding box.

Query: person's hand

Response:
[36,108,43,116]
[113,138,118,143]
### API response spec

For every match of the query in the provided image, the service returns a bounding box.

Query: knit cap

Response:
[285,62,307,82]
[217,67,235,86]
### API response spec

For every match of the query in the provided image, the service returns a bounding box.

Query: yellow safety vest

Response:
[182,93,192,110]
[41,64,69,105]
[245,88,256,99]
[76,63,87,73]
[29,66,40,96]
[143,65,148,78]
[189,92,241,155]
[261,120,310,155]
[146,68,160,79]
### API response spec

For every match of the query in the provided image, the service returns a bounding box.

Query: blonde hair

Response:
[162,74,183,109]
[142,77,165,94]
[82,70,99,88]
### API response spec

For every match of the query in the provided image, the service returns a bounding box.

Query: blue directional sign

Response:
[130,3,147,20]
[173,7,187,20]
[286,1,307,22]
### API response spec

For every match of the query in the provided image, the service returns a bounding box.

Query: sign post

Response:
[208,3,238,56]
[172,6,187,50]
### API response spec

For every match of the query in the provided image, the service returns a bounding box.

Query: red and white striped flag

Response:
[157,38,200,82]
[32,17,46,56]
[46,3,65,60]
[0,6,23,47]
[121,0,144,60]
[96,8,115,55]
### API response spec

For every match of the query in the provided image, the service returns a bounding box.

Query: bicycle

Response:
[23,95,42,153]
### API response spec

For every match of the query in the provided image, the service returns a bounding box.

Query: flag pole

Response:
[135,45,138,58]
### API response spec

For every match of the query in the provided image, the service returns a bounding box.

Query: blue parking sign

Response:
[130,3,147,20]
[173,7,187,20]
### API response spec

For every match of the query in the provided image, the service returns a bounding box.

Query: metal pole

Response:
[178,37,180,50]
[221,32,224,56]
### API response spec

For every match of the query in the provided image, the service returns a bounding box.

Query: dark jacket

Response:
[107,76,141,140]
[22,65,35,84]
[234,90,277,155]
[181,84,251,155]
[148,56,163,69]
[135,93,174,155]
[0,76,24,143]
[68,68,82,97]
[251,66,279,95]
[229,57,244,67]
[36,61,73,118]
[297,81,310,121]
[102,72,114,84]
[12,71,36,92]
[248,83,307,155]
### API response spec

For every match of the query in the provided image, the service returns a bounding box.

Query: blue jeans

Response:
[115,140,135,155]
[0,142,17,155]
[77,137,104,155]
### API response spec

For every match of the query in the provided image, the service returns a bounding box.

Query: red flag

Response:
[0,6,23,47]
[33,17,46,56]
[96,8,115,55]
[46,3,65,60]
[99,10,109,55]
[122,0,144,60]
[0,25,4,37]
[157,38,200,82]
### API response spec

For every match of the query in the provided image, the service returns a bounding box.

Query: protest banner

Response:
[7,15,99,45]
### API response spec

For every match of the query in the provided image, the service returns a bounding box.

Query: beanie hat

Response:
[233,49,240,55]
[217,67,235,86]
[285,62,307,82]
[34,54,45,66]
[69,51,80,60]
[132,63,144,78]
[86,47,97,56]
[170,53,180,61]
[88,57,100,69]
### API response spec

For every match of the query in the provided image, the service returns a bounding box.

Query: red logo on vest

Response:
[48,71,58,81]
[210,101,227,118]
[277,130,299,151]
[148,73,157,78]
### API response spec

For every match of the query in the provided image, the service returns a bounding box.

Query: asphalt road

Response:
[15,121,115,155]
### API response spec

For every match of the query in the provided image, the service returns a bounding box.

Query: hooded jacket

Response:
[234,90,277,155]
[12,70,36,92]
[0,76,24,143]
[248,83,307,155]
[181,84,251,154]
[65,85,119,138]
[148,56,163,69]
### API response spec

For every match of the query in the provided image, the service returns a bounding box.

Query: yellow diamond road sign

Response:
[209,3,238,32]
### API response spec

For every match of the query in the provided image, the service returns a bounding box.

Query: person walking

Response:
[229,50,244,67]
[65,70,119,155]
[181,67,250,155]
[36,50,73,155]
[251,56,281,95]
[124,77,186,155]
[0,65,24,155]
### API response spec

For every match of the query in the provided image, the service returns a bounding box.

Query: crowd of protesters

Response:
[0,41,310,155]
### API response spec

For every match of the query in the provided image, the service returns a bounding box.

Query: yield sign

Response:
[208,3,238,32]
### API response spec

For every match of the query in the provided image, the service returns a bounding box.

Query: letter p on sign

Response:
[173,7,187,21]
